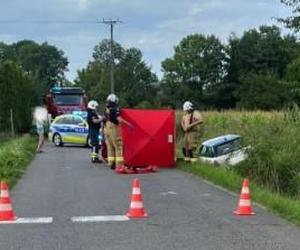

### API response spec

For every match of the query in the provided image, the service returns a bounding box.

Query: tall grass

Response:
[0,135,36,187]
[176,110,300,197]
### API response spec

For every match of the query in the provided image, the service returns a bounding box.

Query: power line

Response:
[0,20,99,24]
[100,18,122,94]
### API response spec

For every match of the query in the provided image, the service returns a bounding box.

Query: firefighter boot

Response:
[91,146,99,163]
[182,148,190,162]
[189,149,198,163]
[110,162,116,170]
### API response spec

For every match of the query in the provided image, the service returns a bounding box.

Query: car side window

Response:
[72,116,83,125]
[55,116,72,125]
[55,117,66,124]
[200,146,214,157]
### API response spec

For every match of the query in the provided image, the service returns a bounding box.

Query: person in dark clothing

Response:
[87,100,102,163]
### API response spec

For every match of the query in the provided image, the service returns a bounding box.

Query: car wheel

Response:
[53,133,63,147]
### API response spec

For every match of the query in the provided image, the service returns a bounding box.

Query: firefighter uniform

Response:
[87,106,101,162]
[104,101,124,169]
[181,103,203,162]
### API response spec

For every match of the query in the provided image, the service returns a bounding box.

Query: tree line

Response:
[76,25,300,111]
[0,40,68,133]
[1,0,300,133]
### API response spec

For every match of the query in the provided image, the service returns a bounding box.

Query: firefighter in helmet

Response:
[104,94,132,170]
[181,101,203,162]
[87,100,102,162]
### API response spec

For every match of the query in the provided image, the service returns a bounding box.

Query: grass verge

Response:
[178,161,300,226]
[0,135,36,188]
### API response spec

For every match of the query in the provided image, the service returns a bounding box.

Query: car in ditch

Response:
[199,134,248,166]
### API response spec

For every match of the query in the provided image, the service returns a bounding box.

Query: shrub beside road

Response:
[0,135,36,187]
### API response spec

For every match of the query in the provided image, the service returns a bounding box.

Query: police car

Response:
[199,134,248,166]
[48,113,90,147]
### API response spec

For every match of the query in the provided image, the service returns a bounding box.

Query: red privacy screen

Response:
[121,109,175,168]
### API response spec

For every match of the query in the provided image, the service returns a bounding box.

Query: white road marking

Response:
[71,215,130,223]
[0,217,53,224]
[160,191,178,196]
[201,193,212,197]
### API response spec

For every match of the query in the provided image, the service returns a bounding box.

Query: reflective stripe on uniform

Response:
[116,156,124,163]
[108,157,115,161]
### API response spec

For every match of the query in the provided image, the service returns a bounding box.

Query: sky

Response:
[0,0,292,81]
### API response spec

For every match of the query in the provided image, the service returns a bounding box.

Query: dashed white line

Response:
[71,215,130,223]
[0,217,53,224]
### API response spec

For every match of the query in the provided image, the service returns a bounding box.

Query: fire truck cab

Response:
[46,87,88,119]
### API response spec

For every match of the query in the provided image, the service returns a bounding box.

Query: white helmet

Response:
[88,100,99,110]
[183,101,193,111]
[106,93,119,104]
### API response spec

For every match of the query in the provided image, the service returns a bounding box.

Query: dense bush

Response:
[0,136,36,187]
[0,60,35,133]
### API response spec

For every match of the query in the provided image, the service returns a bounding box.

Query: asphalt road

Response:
[0,143,300,250]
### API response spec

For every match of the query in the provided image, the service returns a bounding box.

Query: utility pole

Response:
[100,18,122,94]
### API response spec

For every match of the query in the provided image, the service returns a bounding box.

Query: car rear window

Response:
[214,138,242,157]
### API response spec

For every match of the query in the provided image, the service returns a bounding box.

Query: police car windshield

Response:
[54,95,82,105]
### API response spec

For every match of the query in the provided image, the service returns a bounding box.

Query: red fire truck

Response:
[46,87,88,119]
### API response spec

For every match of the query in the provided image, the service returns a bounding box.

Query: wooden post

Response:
[10,108,15,137]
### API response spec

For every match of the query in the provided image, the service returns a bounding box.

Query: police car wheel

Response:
[53,133,63,147]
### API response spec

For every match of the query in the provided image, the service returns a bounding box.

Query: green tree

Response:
[93,39,125,64]
[161,34,227,108]
[236,72,287,110]
[0,60,35,133]
[76,61,110,107]
[116,48,158,107]
[279,0,300,31]
[283,57,300,105]
[75,40,158,108]
[227,25,300,109]
[228,26,299,79]
[0,40,68,104]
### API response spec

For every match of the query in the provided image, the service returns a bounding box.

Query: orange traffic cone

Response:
[234,178,255,215]
[126,178,148,218]
[0,180,16,221]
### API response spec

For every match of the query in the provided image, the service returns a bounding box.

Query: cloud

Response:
[188,0,225,16]
[0,0,292,81]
